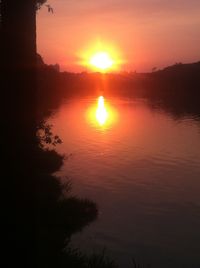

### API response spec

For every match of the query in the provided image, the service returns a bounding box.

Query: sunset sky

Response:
[37,0,200,72]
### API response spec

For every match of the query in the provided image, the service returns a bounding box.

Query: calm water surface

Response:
[48,96,200,268]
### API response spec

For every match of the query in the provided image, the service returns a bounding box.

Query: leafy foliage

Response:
[36,1,53,13]
[37,120,62,148]
[36,0,47,10]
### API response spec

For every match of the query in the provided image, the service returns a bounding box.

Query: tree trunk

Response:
[1,2,37,266]
[1,0,37,152]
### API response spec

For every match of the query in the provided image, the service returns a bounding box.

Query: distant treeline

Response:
[37,56,200,117]
[61,61,200,101]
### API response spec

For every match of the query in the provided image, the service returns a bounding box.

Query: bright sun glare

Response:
[96,96,108,125]
[79,40,123,72]
[89,52,114,71]
[86,95,117,130]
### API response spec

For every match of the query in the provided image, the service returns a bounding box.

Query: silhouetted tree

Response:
[1,1,47,265]
[37,0,47,10]
[1,3,116,268]
[1,1,38,152]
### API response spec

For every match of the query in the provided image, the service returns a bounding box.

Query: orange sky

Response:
[37,0,200,72]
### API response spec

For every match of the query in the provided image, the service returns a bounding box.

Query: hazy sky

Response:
[37,0,200,72]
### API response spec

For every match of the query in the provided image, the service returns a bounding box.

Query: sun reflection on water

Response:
[96,96,108,125]
[86,96,117,130]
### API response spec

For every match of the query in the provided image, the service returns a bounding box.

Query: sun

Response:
[78,40,124,72]
[89,52,114,71]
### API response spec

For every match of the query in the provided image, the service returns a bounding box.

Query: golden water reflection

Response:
[96,96,108,125]
[87,96,117,130]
